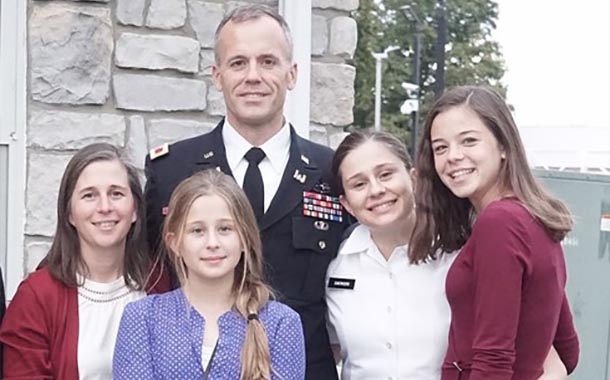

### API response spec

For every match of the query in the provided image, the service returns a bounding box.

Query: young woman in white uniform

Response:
[326,131,455,380]
[325,131,570,380]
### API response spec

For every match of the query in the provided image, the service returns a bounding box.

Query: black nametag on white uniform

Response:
[328,277,355,289]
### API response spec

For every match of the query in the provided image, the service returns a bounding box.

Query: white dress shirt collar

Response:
[222,119,291,212]
[222,119,291,176]
[338,224,376,255]
[340,224,409,264]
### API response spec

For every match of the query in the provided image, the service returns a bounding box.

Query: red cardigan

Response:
[441,200,579,380]
[0,267,170,379]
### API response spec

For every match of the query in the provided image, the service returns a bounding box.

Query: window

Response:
[0,0,27,298]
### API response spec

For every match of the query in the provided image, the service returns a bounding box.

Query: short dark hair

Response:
[214,4,293,63]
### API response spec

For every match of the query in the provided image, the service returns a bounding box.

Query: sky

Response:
[494,0,610,128]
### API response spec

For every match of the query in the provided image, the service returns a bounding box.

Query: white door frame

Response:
[279,0,312,138]
[0,0,28,298]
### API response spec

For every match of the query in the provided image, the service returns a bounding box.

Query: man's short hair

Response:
[214,4,294,63]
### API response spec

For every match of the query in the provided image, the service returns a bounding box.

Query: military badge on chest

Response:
[302,189,343,223]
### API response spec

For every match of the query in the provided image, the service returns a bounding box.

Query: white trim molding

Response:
[279,0,312,138]
[0,0,28,298]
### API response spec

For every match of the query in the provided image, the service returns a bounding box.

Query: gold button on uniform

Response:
[318,240,327,250]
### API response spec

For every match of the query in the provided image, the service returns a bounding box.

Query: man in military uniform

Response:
[144,5,345,379]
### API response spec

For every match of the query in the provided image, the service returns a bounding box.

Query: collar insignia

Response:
[150,143,169,160]
[293,169,307,184]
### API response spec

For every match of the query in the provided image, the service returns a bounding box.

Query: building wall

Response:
[23,0,358,274]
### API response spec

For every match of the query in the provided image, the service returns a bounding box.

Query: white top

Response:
[223,120,291,212]
[325,225,457,380]
[201,341,217,371]
[77,275,146,380]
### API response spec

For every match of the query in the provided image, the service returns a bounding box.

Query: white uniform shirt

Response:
[325,225,457,380]
[223,120,291,212]
[77,276,145,380]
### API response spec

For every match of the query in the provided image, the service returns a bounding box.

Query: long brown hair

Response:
[410,85,573,262]
[162,169,274,380]
[44,143,152,290]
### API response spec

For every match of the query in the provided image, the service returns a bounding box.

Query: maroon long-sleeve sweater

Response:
[0,266,170,379]
[442,199,579,380]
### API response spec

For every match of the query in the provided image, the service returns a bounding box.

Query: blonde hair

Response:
[162,169,274,379]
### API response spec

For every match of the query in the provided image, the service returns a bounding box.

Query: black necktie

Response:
[243,147,266,222]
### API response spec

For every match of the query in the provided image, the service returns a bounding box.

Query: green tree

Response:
[352,0,385,131]
[352,0,506,150]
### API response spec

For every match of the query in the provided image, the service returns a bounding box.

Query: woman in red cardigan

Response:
[410,86,579,380]
[0,143,169,379]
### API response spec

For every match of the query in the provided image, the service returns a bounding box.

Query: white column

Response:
[278,0,312,138]
[0,0,28,298]
[373,55,382,131]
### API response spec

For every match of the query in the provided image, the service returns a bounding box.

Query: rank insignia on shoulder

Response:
[150,143,169,160]
[302,191,343,222]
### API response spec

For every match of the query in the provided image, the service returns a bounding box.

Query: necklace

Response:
[80,282,127,295]
[78,277,133,304]
[78,286,133,304]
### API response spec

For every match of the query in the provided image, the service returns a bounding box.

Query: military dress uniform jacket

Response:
[144,120,345,380]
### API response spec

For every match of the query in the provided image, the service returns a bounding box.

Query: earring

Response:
[501,153,506,160]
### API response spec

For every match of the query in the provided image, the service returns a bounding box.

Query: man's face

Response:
[212,16,297,130]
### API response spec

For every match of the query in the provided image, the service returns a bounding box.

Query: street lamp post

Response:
[372,45,400,132]
[434,0,447,98]
[400,5,422,157]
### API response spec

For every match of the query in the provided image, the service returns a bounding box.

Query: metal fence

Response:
[536,169,610,379]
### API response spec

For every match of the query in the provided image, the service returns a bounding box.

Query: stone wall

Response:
[23,0,358,274]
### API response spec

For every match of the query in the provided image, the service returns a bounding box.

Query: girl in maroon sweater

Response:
[410,86,579,380]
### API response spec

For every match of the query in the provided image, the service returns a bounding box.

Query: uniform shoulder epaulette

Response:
[150,143,169,160]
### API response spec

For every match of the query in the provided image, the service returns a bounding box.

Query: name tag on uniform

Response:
[328,277,355,289]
